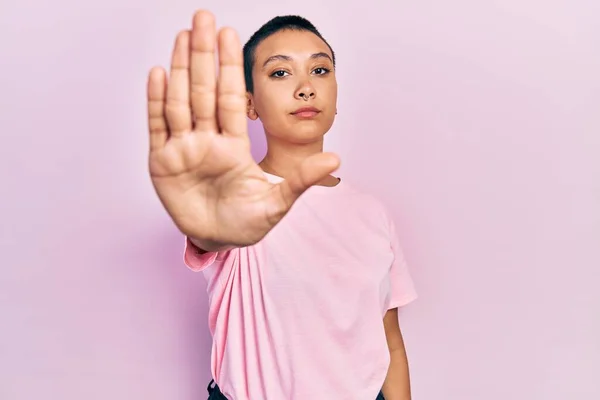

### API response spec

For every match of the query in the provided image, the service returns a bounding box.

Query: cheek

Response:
[256,97,282,121]
[255,88,289,118]
[316,79,337,100]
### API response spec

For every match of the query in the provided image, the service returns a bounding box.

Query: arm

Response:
[189,236,236,253]
[381,307,412,400]
[146,10,340,272]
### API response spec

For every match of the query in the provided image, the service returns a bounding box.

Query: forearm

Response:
[189,236,236,253]
[381,348,411,400]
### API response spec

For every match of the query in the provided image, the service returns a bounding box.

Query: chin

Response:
[266,129,325,145]
[288,123,333,144]
[263,116,335,144]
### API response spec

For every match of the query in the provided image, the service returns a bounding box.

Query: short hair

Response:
[242,15,336,93]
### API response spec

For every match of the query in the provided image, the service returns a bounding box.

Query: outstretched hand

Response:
[146,10,340,250]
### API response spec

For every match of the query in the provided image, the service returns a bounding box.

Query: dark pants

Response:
[207,379,386,399]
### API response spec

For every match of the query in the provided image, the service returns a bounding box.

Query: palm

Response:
[146,10,339,248]
[149,131,272,246]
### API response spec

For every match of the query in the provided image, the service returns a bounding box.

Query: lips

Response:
[291,107,321,118]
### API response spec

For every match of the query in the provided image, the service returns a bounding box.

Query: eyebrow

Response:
[262,52,333,69]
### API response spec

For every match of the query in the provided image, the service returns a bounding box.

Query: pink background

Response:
[2,1,599,399]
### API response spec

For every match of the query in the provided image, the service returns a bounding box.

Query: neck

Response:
[259,135,324,178]
[258,135,340,187]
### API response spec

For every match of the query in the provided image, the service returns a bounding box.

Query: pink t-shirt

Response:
[183,172,417,400]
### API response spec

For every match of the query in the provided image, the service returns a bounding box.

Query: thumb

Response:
[265,152,340,220]
[285,152,341,196]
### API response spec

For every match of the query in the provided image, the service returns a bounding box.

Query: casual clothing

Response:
[184,172,417,400]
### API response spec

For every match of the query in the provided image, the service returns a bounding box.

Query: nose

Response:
[295,81,316,101]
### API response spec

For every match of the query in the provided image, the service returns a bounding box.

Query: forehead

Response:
[254,29,332,63]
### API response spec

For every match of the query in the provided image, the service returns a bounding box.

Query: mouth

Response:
[291,107,321,118]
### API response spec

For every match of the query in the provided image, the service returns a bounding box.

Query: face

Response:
[247,29,338,144]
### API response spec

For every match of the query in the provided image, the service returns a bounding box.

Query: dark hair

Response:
[242,15,336,93]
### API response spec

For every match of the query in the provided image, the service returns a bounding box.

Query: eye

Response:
[313,67,330,75]
[270,70,289,78]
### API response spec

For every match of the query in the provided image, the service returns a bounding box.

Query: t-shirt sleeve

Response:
[387,216,418,309]
[183,236,220,272]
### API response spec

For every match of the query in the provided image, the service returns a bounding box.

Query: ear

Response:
[246,92,259,121]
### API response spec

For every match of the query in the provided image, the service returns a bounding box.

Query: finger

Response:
[165,30,192,138]
[268,152,341,219]
[147,67,168,151]
[217,27,248,137]
[190,10,218,133]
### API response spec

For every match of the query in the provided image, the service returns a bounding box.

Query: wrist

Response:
[189,236,235,253]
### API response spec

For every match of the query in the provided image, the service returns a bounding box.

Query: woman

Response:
[146,9,417,400]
